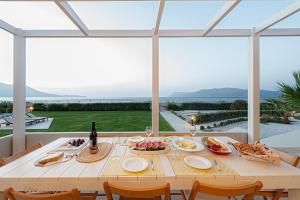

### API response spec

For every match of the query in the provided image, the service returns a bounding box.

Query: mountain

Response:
[0,82,82,97]
[170,88,281,99]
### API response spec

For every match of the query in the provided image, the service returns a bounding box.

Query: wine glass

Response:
[111,137,121,161]
[190,125,197,137]
[190,115,197,138]
[145,126,152,137]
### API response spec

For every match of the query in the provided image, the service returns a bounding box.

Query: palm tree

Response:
[277,71,300,107]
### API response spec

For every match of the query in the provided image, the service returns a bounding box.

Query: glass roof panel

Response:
[68,1,158,30]
[216,0,298,29]
[161,1,225,29]
[272,11,300,28]
[0,2,77,29]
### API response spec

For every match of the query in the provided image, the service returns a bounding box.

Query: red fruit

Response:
[211,144,222,151]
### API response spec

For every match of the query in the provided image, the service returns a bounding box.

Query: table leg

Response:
[289,189,300,200]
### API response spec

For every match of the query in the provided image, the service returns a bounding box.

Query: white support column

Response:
[248,28,260,143]
[13,32,26,153]
[152,30,159,136]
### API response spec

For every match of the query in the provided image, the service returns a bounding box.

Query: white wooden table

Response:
[0,136,300,199]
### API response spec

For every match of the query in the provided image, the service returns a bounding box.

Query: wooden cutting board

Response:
[76,142,112,163]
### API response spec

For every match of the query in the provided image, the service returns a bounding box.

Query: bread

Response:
[229,141,281,165]
[38,152,64,165]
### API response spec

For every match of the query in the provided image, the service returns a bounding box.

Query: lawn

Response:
[28,111,174,132]
[0,130,12,137]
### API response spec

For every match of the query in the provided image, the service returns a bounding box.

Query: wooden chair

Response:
[0,143,43,167]
[4,188,80,200]
[103,182,171,200]
[256,148,300,200]
[188,181,263,200]
[4,188,96,200]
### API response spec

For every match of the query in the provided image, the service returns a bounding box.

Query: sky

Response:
[1,0,300,97]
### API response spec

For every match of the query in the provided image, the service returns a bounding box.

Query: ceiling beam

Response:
[255,1,300,34]
[0,0,227,1]
[22,28,300,38]
[202,0,240,36]
[0,19,18,35]
[54,0,89,36]
[154,0,165,35]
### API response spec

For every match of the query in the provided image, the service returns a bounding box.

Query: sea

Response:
[0,96,263,104]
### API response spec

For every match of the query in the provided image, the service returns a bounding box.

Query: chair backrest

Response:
[0,143,43,167]
[188,181,263,200]
[103,182,171,200]
[271,148,300,167]
[4,188,80,200]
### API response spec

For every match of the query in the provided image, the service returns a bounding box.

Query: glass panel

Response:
[273,12,300,28]
[161,1,225,29]
[25,38,157,133]
[159,38,248,134]
[217,0,298,29]
[0,29,13,138]
[69,1,158,29]
[260,37,300,150]
[0,2,77,29]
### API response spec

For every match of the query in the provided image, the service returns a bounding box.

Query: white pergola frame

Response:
[1,0,300,153]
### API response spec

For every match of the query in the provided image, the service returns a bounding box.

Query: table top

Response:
[0,136,300,192]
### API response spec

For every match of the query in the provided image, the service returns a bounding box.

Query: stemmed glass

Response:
[190,115,197,138]
[190,125,197,137]
[145,126,152,138]
[112,136,121,161]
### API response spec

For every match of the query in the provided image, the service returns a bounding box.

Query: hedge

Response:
[32,103,151,111]
[167,101,283,111]
[167,102,232,111]
[196,110,284,124]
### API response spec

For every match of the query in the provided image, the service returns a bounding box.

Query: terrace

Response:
[0,0,300,199]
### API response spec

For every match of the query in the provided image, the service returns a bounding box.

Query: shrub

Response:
[166,102,181,110]
[0,102,13,113]
[200,125,205,130]
[32,103,47,111]
[230,100,247,110]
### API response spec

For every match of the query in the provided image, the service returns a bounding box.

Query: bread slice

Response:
[38,152,64,165]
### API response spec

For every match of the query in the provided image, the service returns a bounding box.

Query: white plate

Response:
[121,157,149,172]
[172,138,204,152]
[128,136,144,143]
[184,156,212,170]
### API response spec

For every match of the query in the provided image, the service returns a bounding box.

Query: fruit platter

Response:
[202,137,232,155]
[229,141,281,165]
[129,141,170,155]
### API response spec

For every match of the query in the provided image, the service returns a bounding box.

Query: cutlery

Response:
[213,160,222,172]
[150,159,154,171]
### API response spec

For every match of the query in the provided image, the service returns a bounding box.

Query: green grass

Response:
[28,111,174,132]
[0,129,12,137]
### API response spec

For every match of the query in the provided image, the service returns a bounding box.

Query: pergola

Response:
[1,0,300,153]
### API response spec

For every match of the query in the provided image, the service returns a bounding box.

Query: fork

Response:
[213,159,222,172]
[150,159,154,171]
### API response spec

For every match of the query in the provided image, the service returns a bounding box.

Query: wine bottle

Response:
[90,122,97,150]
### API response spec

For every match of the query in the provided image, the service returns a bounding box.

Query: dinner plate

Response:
[184,156,212,170]
[121,157,149,172]
[172,138,204,152]
[128,136,145,143]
